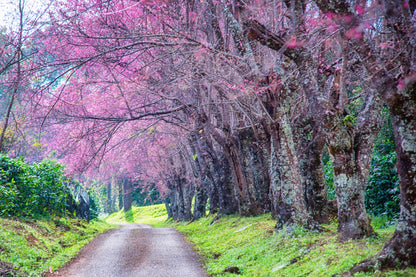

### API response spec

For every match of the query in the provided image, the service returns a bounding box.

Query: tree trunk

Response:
[238,128,271,214]
[164,197,173,219]
[270,117,318,230]
[106,182,113,214]
[122,178,132,212]
[118,181,123,211]
[181,178,194,221]
[217,154,239,215]
[201,121,240,215]
[371,88,416,269]
[376,110,416,268]
[327,90,382,240]
[196,135,220,214]
[328,117,374,240]
[351,88,416,272]
[224,138,258,216]
[193,183,208,220]
[297,125,329,224]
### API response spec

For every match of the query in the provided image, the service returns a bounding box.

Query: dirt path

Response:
[47,224,208,277]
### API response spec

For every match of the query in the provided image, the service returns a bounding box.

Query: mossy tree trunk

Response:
[238,128,271,214]
[106,182,113,214]
[375,97,416,268]
[189,132,208,220]
[196,128,237,215]
[297,123,329,224]
[327,93,382,240]
[269,116,318,230]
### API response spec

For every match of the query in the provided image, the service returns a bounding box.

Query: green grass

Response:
[0,217,114,276]
[105,204,168,227]
[104,204,416,276]
[166,214,416,277]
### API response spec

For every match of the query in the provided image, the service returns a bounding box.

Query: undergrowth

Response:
[105,204,167,226]
[0,217,113,276]
[167,214,415,277]
[106,204,416,276]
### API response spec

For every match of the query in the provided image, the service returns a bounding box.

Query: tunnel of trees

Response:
[0,0,415,272]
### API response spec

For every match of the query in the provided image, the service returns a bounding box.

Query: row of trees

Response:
[0,0,414,272]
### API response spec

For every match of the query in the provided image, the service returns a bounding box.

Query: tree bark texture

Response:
[106,182,113,214]
[122,177,132,212]
[269,117,318,230]
[193,184,208,220]
[374,87,416,268]
[327,110,379,240]
[296,123,329,224]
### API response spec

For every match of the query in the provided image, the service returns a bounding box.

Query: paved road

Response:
[47,224,208,277]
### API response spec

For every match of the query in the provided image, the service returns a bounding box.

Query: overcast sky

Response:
[0,0,48,28]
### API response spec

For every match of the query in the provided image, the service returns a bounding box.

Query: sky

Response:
[0,0,15,26]
[0,0,47,28]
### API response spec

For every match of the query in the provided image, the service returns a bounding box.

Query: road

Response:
[47,224,208,277]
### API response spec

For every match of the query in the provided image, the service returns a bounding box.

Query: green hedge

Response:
[0,154,71,217]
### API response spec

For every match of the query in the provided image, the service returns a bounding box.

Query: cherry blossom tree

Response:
[5,1,414,268]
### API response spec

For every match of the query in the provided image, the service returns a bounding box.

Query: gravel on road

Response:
[47,223,208,277]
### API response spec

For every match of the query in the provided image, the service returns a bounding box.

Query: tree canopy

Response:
[1,0,415,273]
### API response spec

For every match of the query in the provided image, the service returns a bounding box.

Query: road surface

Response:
[47,224,208,277]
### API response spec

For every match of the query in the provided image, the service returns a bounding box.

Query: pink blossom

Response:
[397,78,405,90]
[326,12,334,20]
[403,1,409,8]
[286,36,305,49]
[346,26,363,39]
[344,15,353,23]
[356,4,364,15]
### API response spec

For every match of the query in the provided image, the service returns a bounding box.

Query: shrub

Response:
[0,154,73,218]
[365,152,400,219]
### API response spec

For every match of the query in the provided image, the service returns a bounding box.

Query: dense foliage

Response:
[365,112,399,219]
[365,152,400,219]
[0,154,71,217]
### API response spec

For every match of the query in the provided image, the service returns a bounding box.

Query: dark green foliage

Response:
[323,147,335,200]
[0,154,72,217]
[131,182,162,207]
[365,153,399,219]
[87,188,100,220]
[365,108,399,219]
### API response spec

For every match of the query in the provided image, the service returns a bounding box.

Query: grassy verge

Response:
[168,214,416,277]
[105,204,168,227]
[105,204,416,276]
[0,217,114,276]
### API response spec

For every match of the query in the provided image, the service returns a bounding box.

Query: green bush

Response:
[324,159,335,200]
[365,108,399,219]
[87,187,100,220]
[365,152,400,219]
[0,154,72,218]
